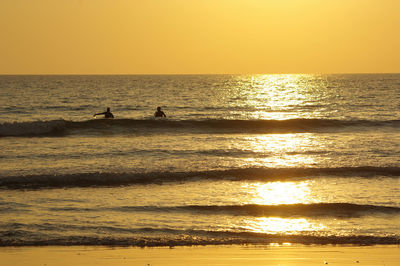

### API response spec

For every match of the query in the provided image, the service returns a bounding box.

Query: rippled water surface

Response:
[0,74,399,246]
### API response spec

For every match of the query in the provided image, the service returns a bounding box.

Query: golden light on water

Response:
[236,75,324,235]
[244,134,306,153]
[243,217,326,234]
[243,74,312,120]
[243,181,312,205]
[240,182,325,234]
[241,134,319,167]
[241,172,323,234]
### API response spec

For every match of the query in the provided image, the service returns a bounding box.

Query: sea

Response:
[0,74,399,247]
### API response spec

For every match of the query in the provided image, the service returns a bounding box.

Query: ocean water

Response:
[0,74,399,246]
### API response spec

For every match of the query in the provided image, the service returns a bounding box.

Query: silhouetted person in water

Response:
[154,107,166,118]
[94,107,114,119]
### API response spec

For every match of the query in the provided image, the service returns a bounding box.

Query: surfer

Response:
[154,106,166,118]
[93,107,114,119]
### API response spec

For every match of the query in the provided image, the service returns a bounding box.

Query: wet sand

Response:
[1,244,399,266]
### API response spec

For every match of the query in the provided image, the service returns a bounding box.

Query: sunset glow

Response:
[1,0,400,263]
[1,0,399,74]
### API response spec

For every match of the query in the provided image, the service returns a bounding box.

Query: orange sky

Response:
[1,0,399,74]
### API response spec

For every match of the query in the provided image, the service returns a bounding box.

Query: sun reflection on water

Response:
[234,74,329,235]
[241,74,318,120]
[243,181,313,205]
[240,134,319,167]
[243,217,326,234]
[241,178,324,234]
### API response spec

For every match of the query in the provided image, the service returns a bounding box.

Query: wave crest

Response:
[0,120,67,137]
[1,229,398,246]
[1,118,399,137]
[115,203,400,218]
[1,167,399,189]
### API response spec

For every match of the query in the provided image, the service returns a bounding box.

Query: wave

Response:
[0,148,329,161]
[0,120,67,137]
[1,167,399,189]
[1,118,399,137]
[1,228,398,246]
[50,203,400,218]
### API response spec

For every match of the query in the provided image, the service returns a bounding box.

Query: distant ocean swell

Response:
[1,167,399,189]
[1,118,399,137]
[1,229,398,246]
[0,148,331,160]
[46,203,400,218]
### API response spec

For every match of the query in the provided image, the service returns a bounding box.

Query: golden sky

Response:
[1,0,399,74]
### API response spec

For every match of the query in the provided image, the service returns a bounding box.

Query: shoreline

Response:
[1,244,399,266]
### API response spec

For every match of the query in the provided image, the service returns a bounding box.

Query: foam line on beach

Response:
[1,228,399,246]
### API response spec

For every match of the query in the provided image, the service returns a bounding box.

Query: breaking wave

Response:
[0,120,67,137]
[1,118,399,137]
[50,203,400,218]
[1,228,398,246]
[1,167,399,189]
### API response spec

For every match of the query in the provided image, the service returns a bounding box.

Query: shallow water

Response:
[0,74,399,246]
